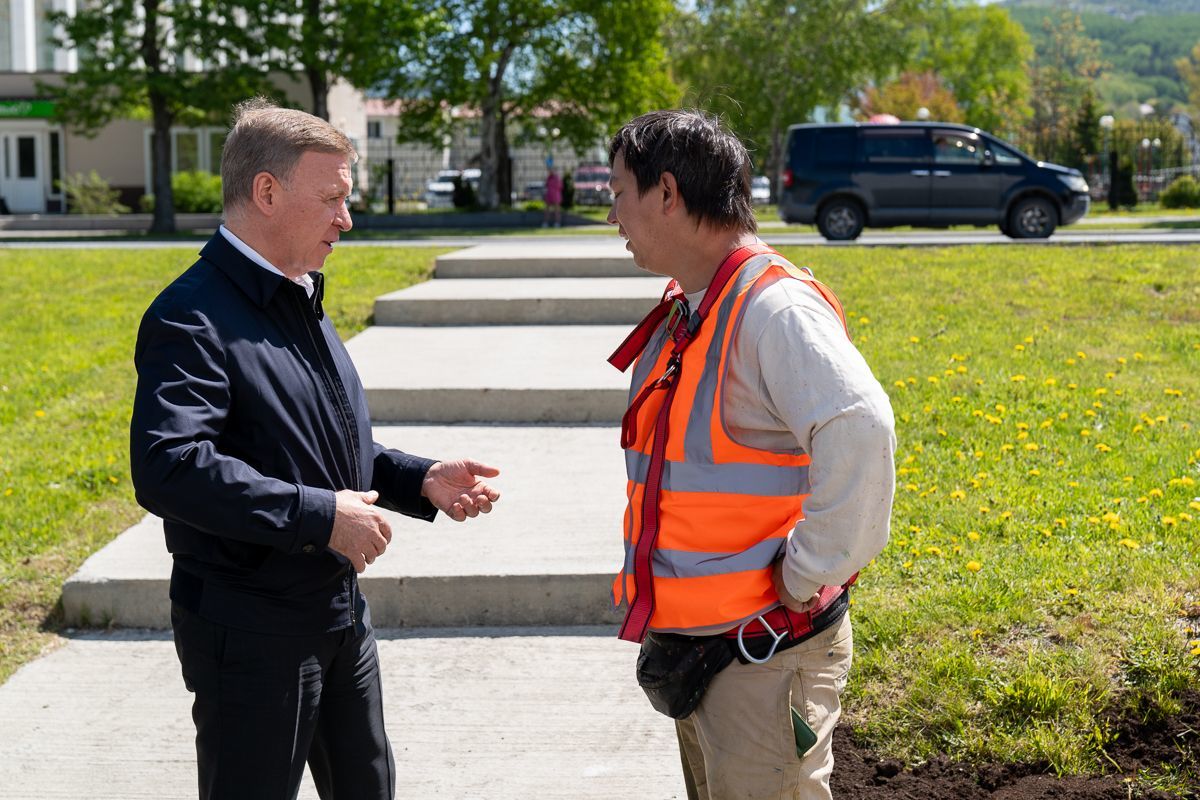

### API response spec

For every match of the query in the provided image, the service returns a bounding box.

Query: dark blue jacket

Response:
[130,232,436,635]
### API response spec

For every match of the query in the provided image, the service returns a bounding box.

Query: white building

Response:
[0,0,367,213]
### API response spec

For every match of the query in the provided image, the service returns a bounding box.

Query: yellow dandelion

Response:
[1189,501,1200,512]
[925,546,943,556]
[1095,443,1112,453]
[1044,377,1057,386]
[1180,513,1193,523]
[1000,443,1015,452]
[1163,516,1178,527]
[859,316,870,325]
[1063,588,1079,596]
[1117,357,1127,365]
[979,506,990,514]
[928,376,939,384]
[1040,419,1053,429]
[1067,383,1078,390]
[957,365,968,374]
[1080,429,1092,437]
[1055,518,1067,528]
[999,510,1012,520]
[1149,488,1164,498]
[951,396,963,403]
[1076,351,1087,359]
[995,403,1006,414]
[902,561,913,569]
[1058,411,1069,420]
[2,488,11,497]
[1024,336,1034,344]
[893,380,906,389]
[1017,431,1029,440]
[1105,371,1116,379]
[965,561,982,572]
[1133,425,1144,433]
[909,336,921,344]
[1024,442,1039,451]
[1137,496,1149,504]
[34,410,45,418]
[1014,344,1025,352]
[1065,358,1076,366]
[1028,468,1040,476]
[107,476,118,484]
[950,489,966,500]
[1068,481,1080,488]
[1087,516,1101,525]
[1011,374,1026,382]
[970,628,983,639]
[967,531,980,541]
[1118,538,1140,549]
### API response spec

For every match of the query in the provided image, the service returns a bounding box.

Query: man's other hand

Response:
[329,489,392,573]
[421,459,501,522]
[772,558,821,614]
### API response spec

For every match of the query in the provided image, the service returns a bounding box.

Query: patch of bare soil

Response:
[832,692,1199,799]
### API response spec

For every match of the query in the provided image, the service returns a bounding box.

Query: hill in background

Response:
[1004,0,1200,117]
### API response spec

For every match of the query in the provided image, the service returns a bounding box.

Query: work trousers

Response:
[171,604,395,800]
[675,611,853,800]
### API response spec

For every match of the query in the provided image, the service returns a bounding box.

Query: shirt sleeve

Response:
[129,298,335,554]
[755,282,896,601]
[371,443,438,521]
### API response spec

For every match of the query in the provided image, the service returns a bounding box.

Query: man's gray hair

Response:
[221,98,357,212]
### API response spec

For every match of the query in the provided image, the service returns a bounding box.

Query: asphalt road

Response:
[2,227,1200,249]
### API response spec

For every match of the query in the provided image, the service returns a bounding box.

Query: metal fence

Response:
[361,136,608,212]
[1084,163,1198,204]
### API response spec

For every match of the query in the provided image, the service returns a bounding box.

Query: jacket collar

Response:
[199,232,325,318]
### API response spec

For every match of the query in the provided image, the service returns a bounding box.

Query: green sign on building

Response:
[0,100,57,119]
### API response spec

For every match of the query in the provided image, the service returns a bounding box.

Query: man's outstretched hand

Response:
[421,459,501,521]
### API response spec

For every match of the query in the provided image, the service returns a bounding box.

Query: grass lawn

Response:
[772,244,1199,791]
[0,242,1197,790]
[0,245,446,684]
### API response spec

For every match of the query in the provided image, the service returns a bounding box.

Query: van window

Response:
[989,143,1022,166]
[814,128,855,169]
[860,130,928,164]
[933,131,984,165]
[788,129,814,172]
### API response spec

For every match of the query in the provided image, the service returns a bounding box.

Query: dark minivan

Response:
[779,122,1090,240]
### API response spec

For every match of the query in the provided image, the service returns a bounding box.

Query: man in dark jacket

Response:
[130,98,500,800]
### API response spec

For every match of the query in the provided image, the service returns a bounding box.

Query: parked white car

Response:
[750,175,771,205]
[423,180,456,209]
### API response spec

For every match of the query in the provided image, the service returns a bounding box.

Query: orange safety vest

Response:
[609,244,850,643]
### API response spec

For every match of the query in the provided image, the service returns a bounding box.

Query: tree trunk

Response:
[307,65,329,121]
[304,0,328,120]
[141,0,175,234]
[496,106,511,207]
[478,94,499,209]
[149,94,175,234]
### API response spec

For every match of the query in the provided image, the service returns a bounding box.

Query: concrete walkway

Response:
[15,240,686,798]
[0,629,683,799]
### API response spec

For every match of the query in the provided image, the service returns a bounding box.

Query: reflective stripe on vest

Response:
[612,250,849,639]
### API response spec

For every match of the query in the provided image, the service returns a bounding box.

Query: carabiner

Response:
[736,614,786,665]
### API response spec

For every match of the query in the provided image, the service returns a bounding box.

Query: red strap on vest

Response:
[613,243,778,643]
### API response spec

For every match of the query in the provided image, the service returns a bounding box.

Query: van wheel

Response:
[817,199,864,241]
[1007,197,1058,239]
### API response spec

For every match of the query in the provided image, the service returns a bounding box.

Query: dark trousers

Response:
[171,604,395,800]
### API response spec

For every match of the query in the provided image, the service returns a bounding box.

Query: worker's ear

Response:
[659,171,683,216]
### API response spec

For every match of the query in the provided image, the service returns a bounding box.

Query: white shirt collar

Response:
[219,224,315,298]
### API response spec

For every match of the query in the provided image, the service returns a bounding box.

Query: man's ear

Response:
[659,171,683,215]
[250,171,280,217]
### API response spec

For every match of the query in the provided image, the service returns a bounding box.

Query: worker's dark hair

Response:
[608,109,756,234]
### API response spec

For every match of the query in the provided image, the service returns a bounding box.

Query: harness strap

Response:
[614,243,778,644]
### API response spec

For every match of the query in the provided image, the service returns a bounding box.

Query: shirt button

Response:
[302,544,316,554]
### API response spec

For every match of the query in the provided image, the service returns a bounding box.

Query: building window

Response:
[49,130,61,194]
[36,0,56,72]
[0,2,12,70]
[175,130,200,172]
[17,136,36,178]
[367,120,382,139]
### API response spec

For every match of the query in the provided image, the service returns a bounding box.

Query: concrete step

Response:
[347,325,631,423]
[434,239,641,279]
[374,277,665,326]
[63,425,629,629]
[0,629,682,799]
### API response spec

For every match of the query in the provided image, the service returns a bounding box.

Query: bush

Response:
[451,177,476,209]
[1113,157,1138,209]
[561,172,575,210]
[140,171,224,214]
[172,171,223,213]
[57,171,130,215]
[1159,175,1200,209]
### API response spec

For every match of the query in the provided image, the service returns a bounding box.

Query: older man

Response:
[606,110,894,799]
[130,99,500,800]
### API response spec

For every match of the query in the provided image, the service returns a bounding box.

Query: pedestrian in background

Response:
[130,98,501,800]
[543,166,563,227]
[605,109,894,800]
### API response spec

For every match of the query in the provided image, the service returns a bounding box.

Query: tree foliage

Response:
[899,1,1033,136]
[252,0,429,121]
[382,0,678,209]
[673,0,913,184]
[41,0,270,232]
[1025,10,1105,164]
[856,71,963,124]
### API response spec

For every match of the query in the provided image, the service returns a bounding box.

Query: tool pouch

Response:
[635,632,735,719]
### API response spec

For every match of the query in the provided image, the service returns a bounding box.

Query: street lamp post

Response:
[1100,114,1115,210]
